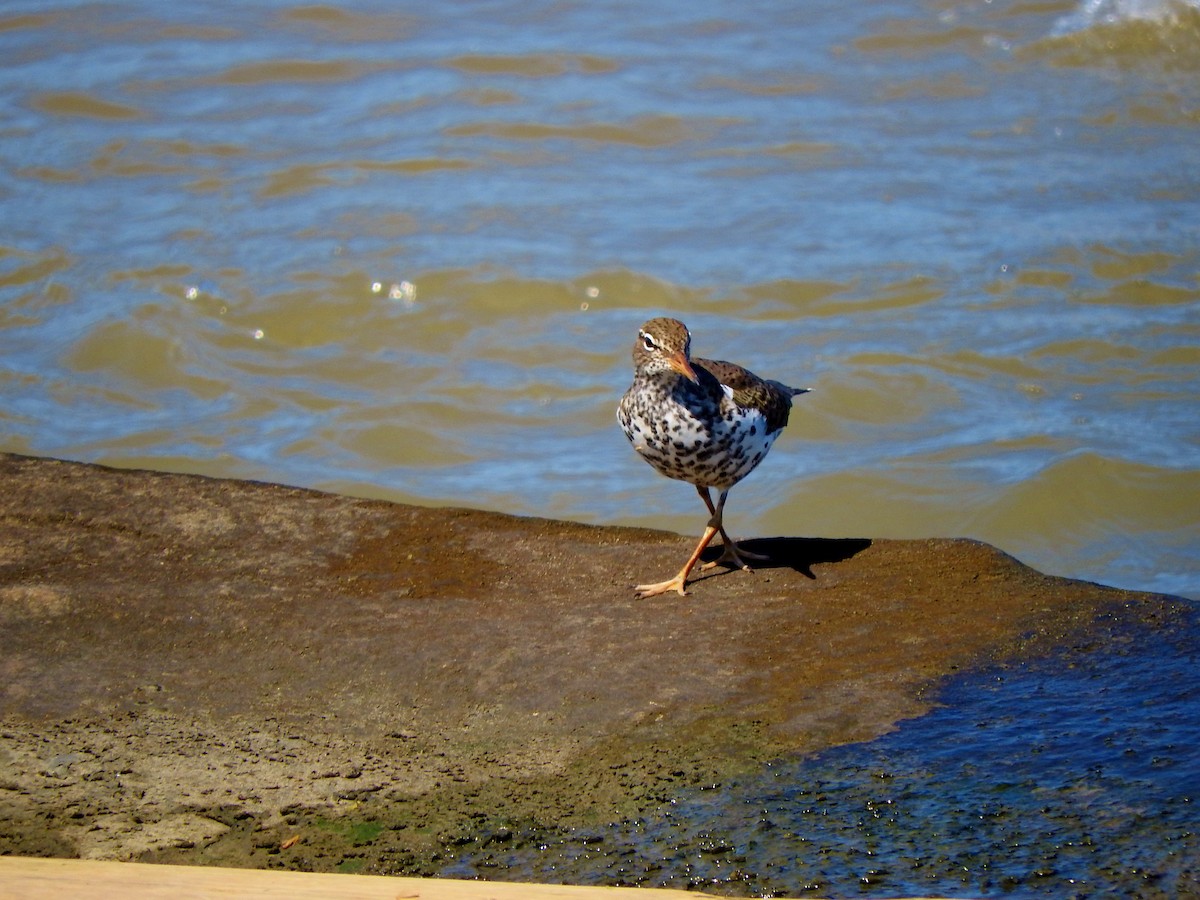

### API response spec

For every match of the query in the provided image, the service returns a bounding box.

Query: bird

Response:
[617,317,808,598]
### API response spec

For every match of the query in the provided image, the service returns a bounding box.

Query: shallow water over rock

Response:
[440,603,1200,897]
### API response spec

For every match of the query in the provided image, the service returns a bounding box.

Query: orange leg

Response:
[694,485,767,572]
[633,521,721,598]
[634,487,766,598]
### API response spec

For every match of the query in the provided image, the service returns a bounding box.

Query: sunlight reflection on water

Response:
[0,0,1197,603]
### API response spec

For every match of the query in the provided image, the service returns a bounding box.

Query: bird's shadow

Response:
[702,536,872,581]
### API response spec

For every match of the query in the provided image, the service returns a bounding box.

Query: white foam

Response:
[1052,0,1200,35]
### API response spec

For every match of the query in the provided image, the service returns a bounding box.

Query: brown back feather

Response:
[693,357,804,433]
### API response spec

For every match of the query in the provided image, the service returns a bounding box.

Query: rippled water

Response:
[2,1,1198,599]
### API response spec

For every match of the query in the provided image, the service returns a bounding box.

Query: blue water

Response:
[2,1,1198,599]
[443,603,1200,897]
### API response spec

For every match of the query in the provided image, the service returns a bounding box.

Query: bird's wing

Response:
[694,357,760,393]
[693,357,800,433]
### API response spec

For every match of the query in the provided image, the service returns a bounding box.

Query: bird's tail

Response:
[770,381,812,397]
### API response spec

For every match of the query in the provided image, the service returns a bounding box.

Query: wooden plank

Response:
[0,856,721,900]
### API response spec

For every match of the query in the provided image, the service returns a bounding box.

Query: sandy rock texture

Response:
[0,452,1181,874]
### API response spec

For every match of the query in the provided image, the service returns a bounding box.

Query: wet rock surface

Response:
[0,452,1184,881]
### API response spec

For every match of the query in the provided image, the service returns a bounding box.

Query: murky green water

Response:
[2,1,1197,599]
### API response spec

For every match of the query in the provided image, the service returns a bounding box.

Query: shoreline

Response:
[0,452,1186,879]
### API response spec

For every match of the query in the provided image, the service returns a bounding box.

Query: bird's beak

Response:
[668,352,699,384]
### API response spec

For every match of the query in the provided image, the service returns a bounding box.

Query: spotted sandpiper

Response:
[617,317,808,598]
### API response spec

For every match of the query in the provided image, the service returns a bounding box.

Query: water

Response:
[1,1,1198,599]
[440,603,1200,897]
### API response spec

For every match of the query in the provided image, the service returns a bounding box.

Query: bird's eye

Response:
[641,333,656,351]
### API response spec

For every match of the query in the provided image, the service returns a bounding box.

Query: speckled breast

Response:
[618,383,779,491]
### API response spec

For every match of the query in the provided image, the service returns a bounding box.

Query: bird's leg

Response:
[634,519,721,598]
[695,486,742,549]
[695,486,768,571]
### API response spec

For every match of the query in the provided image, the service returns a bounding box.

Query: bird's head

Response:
[633,317,698,383]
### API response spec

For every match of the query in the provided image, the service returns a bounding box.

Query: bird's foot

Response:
[701,542,768,572]
[633,573,690,599]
